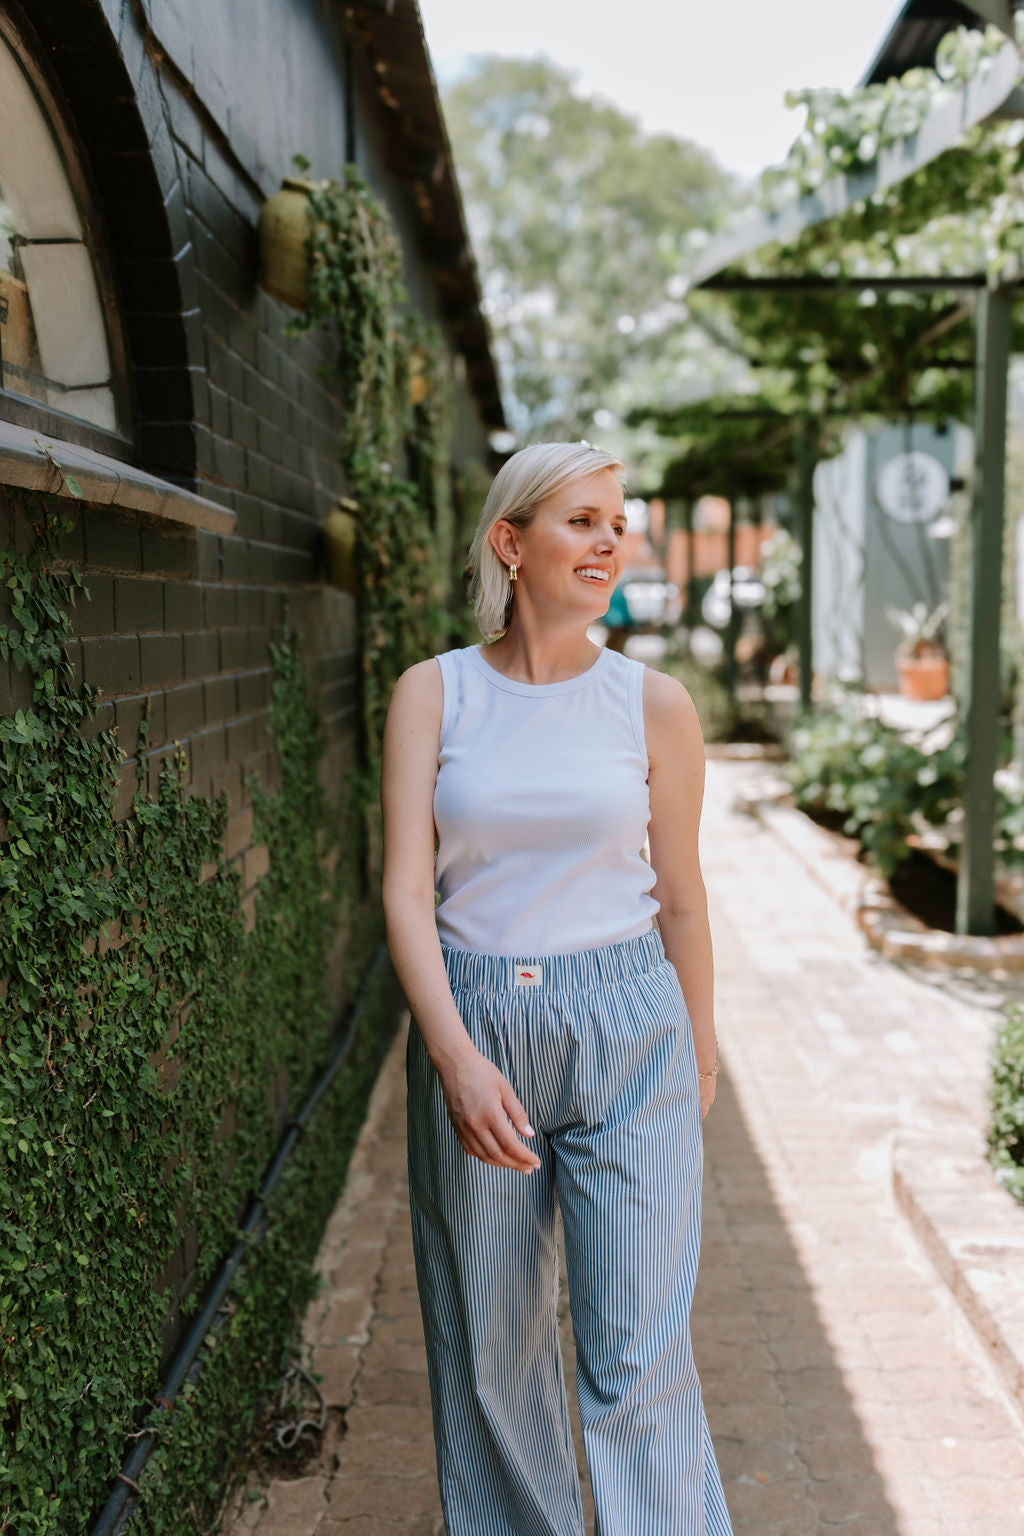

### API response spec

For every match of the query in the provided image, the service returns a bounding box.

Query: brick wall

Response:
[1,0,493,1360]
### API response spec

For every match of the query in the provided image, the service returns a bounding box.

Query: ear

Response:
[488,519,521,566]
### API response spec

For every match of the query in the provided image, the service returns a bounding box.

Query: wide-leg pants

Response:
[406,925,735,1536]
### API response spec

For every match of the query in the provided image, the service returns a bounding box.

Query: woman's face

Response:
[494,468,628,621]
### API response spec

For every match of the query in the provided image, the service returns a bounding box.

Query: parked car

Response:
[700,566,766,630]
[614,567,682,630]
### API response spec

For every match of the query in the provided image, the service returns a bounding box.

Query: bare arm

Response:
[643,667,718,1117]
[380,659,541,1171]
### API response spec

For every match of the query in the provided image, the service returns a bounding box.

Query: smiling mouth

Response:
[575,569,610,584]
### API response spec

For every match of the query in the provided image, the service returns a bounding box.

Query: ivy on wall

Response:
[284,164,456,757]
[0,490,390,1534]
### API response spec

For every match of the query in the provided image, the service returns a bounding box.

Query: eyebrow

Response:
[568,505,626,516]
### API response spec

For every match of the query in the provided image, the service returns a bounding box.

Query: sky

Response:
[418,0,902,182]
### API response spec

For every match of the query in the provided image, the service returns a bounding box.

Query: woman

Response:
[380,441,734,1536]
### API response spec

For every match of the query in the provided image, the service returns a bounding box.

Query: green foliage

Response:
[0,493,384,1534]
[285,165,408,467]
[683,23,1024,435]
[885,599,948,657]
[132,959,399,1534]
[659,647,777,746]
[762,25,1008,208]
[284,162,454,754]
[758,527,802,657]
[988,1002,1024,1205]
[786,706,963,877]
[759,527,801,615]
[627,392,833,504]
[440,55,740,451]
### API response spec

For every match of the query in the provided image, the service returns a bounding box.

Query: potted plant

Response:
[258,156,328,310]
[886,600,950,701]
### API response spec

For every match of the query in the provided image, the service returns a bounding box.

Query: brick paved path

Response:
[222,760,1024,1536]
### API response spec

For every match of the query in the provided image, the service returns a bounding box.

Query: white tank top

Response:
[432,643,659,955]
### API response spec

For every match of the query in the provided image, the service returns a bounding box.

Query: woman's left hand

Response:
[699,1075,717,1120]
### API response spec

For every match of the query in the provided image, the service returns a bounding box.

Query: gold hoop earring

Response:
[509,563,518,583]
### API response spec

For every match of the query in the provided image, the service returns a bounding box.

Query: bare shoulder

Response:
[382,656,444,755]
[388,655,443,712]
[640,664,704,767]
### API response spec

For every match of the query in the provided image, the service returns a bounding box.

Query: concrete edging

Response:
[892,1120,1024,1417]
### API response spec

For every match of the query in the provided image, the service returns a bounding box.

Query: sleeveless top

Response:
[432,643,659,955]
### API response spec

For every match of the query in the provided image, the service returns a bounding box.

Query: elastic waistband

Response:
[441,923,665,994]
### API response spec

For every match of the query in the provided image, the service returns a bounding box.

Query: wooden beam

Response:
[957,284,1012,935]
[698,274,987,294]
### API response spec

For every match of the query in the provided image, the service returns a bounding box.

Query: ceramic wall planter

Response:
[323,499,359,593]
[407,343,429,406]
[258,177,324,310]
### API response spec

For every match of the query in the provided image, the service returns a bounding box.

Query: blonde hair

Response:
[466,441,625,639]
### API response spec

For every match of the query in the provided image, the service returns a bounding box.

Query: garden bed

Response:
[799,812,1024,937]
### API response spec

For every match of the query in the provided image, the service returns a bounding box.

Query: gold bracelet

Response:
[698,1038,720,1082]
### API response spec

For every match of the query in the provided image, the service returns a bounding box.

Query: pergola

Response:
[686,0,1021,935]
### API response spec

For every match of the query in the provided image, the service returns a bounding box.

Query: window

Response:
[0,17,127,439]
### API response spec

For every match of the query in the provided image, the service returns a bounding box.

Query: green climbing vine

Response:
[284,161,456,757]
[0,490,393,1535]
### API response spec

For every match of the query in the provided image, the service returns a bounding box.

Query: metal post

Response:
[796,420,815,712]
[957,284,1012,936]
[724,491,738,698]
[684,499,696,627]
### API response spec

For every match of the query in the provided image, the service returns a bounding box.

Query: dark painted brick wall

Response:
[2,0,493,1365]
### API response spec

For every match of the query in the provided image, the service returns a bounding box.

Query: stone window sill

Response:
[0,419,235,535]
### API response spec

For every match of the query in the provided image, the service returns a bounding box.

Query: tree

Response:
[441,56,741,454]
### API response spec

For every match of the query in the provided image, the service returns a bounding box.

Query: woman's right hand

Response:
[438,1045,542,1173]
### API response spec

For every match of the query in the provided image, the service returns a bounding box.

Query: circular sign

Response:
[874,451,950,524]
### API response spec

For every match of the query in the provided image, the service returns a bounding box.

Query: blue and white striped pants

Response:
[406,925,734,1536]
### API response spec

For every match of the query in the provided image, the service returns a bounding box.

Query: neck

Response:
[484,619,601,686]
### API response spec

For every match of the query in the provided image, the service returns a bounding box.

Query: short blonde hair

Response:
[467,441,625,639]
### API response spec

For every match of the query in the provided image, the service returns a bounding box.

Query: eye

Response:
[572,516,626,537]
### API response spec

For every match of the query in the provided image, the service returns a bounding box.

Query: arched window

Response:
[0,13,128,442]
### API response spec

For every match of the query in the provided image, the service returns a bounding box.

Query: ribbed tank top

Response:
[432,643,659,955]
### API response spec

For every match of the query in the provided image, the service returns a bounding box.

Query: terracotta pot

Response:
[408,343,429,406]
[323,500,359,593]
[896,652,949,701]
[258,177,323,310]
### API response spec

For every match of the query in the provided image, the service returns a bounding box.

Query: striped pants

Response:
[406,925,734,1536]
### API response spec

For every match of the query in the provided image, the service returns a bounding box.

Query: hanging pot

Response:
[408,343,430,406]
[258,177,324,310]
[323,498,359,593]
